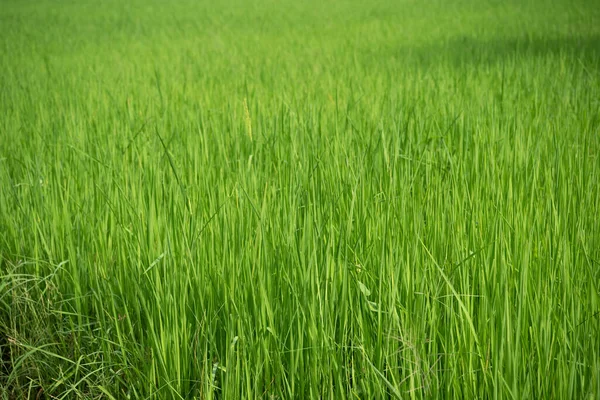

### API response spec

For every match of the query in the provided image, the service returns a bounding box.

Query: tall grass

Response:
[1,0,599,398]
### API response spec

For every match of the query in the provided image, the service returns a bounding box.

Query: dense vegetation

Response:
[1,0,599,398]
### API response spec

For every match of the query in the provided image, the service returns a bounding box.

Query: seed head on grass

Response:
[243,97,252,142]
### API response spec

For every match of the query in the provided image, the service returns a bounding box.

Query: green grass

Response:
[1,0,599,398]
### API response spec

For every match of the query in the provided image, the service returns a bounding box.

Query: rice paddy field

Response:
[1,0,600,398]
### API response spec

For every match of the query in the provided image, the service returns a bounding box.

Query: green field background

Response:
[1,0,599,398]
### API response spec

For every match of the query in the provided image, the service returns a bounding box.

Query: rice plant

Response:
[1,0,599,398]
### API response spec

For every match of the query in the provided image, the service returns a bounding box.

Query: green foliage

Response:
[1,0,599,398]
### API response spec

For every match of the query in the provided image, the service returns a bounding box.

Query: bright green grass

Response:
[1,0,599,398]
